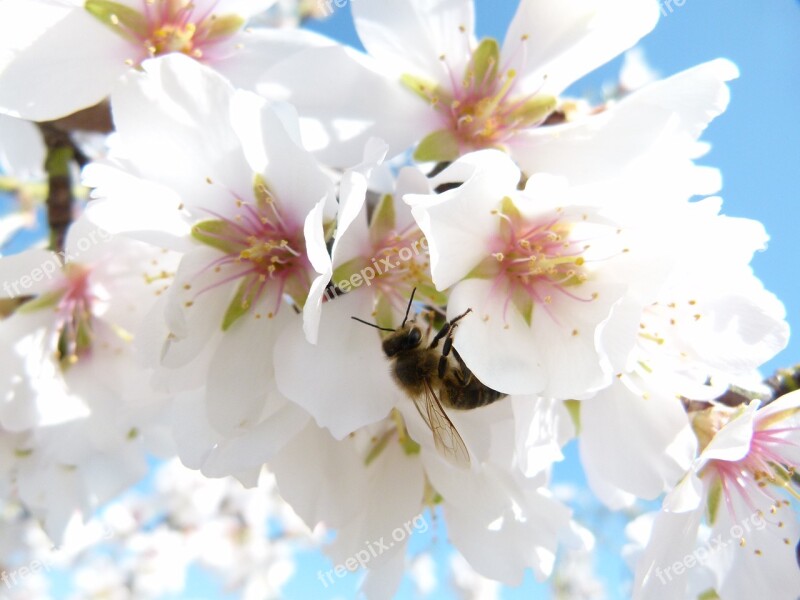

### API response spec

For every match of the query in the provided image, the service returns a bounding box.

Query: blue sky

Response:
[2,1,799,598]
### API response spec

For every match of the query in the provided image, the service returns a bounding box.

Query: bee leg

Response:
[429,308,472,349]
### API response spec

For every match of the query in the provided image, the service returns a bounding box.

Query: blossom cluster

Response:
[0,0,797,598]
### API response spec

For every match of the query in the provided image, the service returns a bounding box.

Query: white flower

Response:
[579,198,789,507]
[0,0,332,120]
[275,162,444,439]
[406,149,673,398]
[258,0,660,167]
[270,395,571,598]
[632,393,800,600]
[0,215,179,538]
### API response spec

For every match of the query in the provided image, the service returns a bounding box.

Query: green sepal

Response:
[331,258,365,287]
[84,0,147,39]
[283,277,308,311]
[374,294,396,331]
[564,399,581,434]
[364,430,393,466]
[463,257,501,280]
[222,279,254,331]
[192,220,242,254]
[253,174,272,211]
[698,589,721,600]
[369,194,396,247]
[499,195,522,222]
[467,38,500,87]
[415,283,448,309]
[706,477,722,525]
[511,287,534,327]
[17,290,64,314]
[205,14,245,39]
[400,73,442,104]
[399,434,421,457]
[508,95,557,127]
[414,129,461,163]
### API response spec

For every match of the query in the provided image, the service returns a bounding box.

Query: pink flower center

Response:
[87,0,244,64]
[482,203,596,324]
[53,265,97,366]
[702,411,800,520]
[190,185,311,322]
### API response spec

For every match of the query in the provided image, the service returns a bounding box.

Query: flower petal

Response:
[0,0,130,120]
[503,0,660,96]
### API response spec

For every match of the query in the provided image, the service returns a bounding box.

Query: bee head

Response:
[382,323,423,357]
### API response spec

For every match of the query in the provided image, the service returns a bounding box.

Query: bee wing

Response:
[412,379,471,468]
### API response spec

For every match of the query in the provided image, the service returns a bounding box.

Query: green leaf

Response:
[84,0,147,39]
[191,220,241,254]
[414,129,461,163]
[467,38,500,87]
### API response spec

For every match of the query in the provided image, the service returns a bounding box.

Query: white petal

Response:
[213,26,336,89]
[258,45,437,167]
[511,59,738,185]
[512,396,575,478]
[275,292,401,438]
[700,401,758,463]
[0,248,59,298]
[631,507,704,600]
[503,0,660,96]
[352,0,475,81]
[446,278,545,395]
[205,304,281,435]
[111,54,254,212]
[405,150,519,291]
[202,400,309,478]
[82,165,192,250]
[0,1,130,120]
[0,114,44,178]
[301,197,332,344]
[580,380,696,501]
[269,422,368,528]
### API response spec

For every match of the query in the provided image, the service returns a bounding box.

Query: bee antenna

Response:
[401,288,417,327]
[350,316,395,333]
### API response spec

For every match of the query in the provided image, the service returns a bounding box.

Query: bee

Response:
[352,289,507,466]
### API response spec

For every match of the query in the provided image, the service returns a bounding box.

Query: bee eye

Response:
[408,327,422,346]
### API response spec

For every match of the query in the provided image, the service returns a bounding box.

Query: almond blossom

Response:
[406,149,678,398]
[83,54,332,464]
[632,393,800,600]
[258,0,660,167]
[0,0,332,121]
[0,215,179,538]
